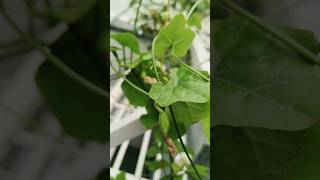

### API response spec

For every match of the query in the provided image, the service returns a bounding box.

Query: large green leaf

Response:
[111,32,140,54]
[172,101,210,142]
[212,124,320,180]
[35,1,107,142]
[213,17,320,131]
[154,14,195,58]
[149,67,209,107]
[172,102,209,125]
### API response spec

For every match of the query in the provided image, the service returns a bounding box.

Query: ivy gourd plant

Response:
[111,0,210,179]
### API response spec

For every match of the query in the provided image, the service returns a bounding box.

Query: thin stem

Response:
[154,103,164,113]
[122,45,127,66]
[152,36,161,81]
[169,106,202,180]
[172,56,210,82]
[110,65,149,96]
[186,0,203,20]
[133,0,143,33]
[219,0,320,67]
[0,3,108,98]
[130,0,143,63]
[123,76,149,96]
[111,50,122,71]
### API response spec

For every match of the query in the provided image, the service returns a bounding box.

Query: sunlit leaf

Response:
[154,14,195,58]
[149,67,209,107]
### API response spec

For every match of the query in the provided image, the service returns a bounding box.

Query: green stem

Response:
[130,0,143,63]
[219,0,320,67]
[122,45,127,66]
[169,106,202,180]
[111,50,122,71]
[0,3,108,98]
[152,36,161,81]
[154,103,164,113]
[110,65,149,96]
[122,76,149,96]
[172,56,210,82]
[186,0,203,20]
[133,0,143,33]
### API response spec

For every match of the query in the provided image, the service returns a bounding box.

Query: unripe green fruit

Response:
[159,111,170,135]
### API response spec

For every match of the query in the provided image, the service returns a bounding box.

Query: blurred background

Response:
[0,0,107,180]
[214,0,320,39]
[0,0,319,179]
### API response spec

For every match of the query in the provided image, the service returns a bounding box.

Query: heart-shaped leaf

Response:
[149,67,209,107]
[213,17,320,130]
[154,14,195,58]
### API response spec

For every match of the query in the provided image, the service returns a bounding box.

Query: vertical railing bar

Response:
[134,130,152,178]
[112,140,130,170]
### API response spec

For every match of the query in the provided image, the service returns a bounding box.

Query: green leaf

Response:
[121,71,149,106]
[116,171,126,180]
[213,17,320,130]
[140,99,159,128]
[187,164,209,179]
[154,14,195,58]
[212,124,320,180]
[111,32,140,54]
[172,101,210,143]
[188,13,202,29]
[149,67,209,107]
[172,102,209,125]
[35,3,107,142]
[145,160,170,171]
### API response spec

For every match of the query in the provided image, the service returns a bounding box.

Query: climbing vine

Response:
[111,0,210,179]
